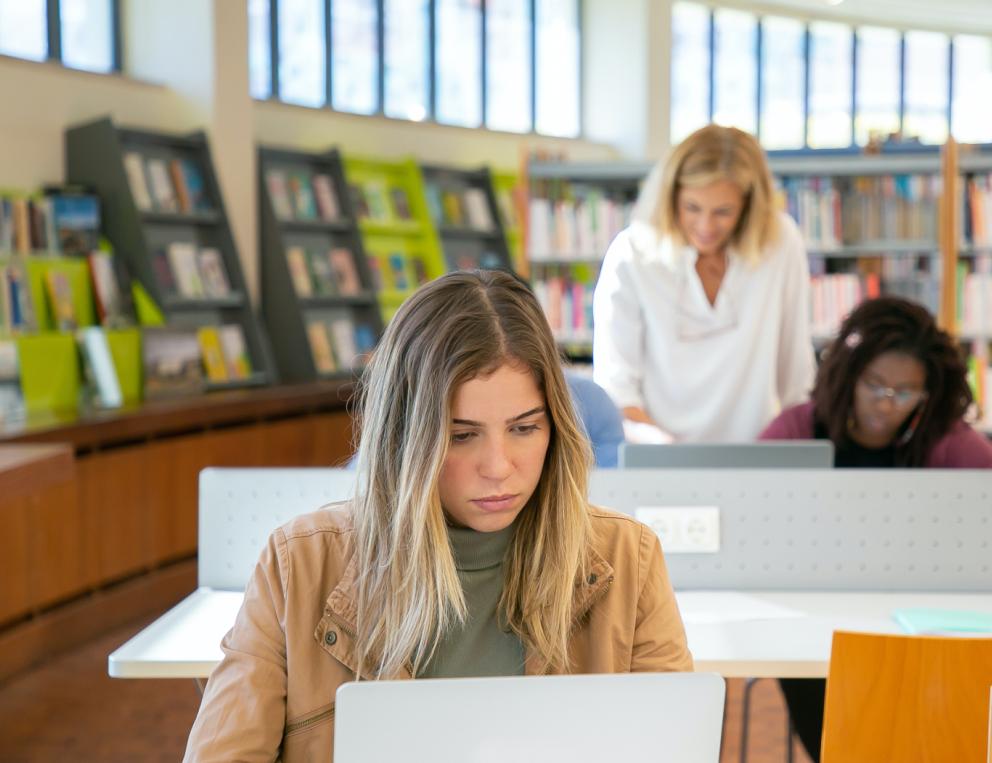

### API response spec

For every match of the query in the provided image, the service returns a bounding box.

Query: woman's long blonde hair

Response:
[632,124,779,263]
[351,270,593,679]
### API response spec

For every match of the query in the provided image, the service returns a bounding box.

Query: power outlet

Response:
[635,506,721,554]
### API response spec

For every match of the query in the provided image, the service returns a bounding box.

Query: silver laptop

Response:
[335,672,725,763]
[619,441,834,469]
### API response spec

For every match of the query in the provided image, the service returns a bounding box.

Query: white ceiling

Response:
[727,0,992,34]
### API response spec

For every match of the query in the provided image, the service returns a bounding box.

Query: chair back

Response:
[821,630,992,763]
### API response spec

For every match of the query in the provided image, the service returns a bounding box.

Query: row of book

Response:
[0,192,101,256]
[956,263,992,338]
[124,151,213,215]
[532,274,595,345]
[366,252,430,293]
[286,246,364,299]
[965,175,992,247]
[424,183,494,231]
[1,251,130,334]
[777,175,941,250]
[266,168,341,223]
[305,311,377,375]
[143,324,253,398]
[527,190,634,261]
[153,242,232,300]
[349,181,413,223]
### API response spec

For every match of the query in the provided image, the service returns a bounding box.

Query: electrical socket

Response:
[634,506,721,554]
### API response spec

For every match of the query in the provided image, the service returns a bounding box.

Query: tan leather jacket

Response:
[184,504,693,762]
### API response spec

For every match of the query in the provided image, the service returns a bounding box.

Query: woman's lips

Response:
[471,494,519,512]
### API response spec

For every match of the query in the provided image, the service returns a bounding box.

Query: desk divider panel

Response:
[589,469,991,592]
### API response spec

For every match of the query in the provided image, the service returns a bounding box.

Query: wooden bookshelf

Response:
[258,146,383,382]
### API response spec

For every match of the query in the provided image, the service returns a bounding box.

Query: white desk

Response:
[109,589,992,680]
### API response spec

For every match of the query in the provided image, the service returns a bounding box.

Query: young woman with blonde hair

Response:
[184,270,692,762]
[594,124,815,442]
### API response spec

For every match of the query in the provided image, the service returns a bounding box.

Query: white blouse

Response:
[592,211,815,443]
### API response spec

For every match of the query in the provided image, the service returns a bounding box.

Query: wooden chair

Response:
[821,630,992,763]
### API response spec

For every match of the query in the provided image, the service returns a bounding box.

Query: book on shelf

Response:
[353,322,376,360]
[169,158,211,214]
[49,192,100,256]
[167,241,206,298]
[390,188,412,221]
[363,181,393,221]
[2,258,36,331]
[44,269,77,331]
[387,253,410,291]
[197,247,231,298]
[146,158,180,213]
[312,174,340,221]
[123,151,153,212]
[0,339,21,421]
[306,320,337,374]
[494,187,519,230]
[366,257,383,290]
[307,250,339,297]
[266,170,295,220]
[424,183,444,223]
[348,184,371,220]
[462,188,493,231]
[142,327,206,398]
[533,272,595,342]
[329,248,362,295]
[87,251,126,326]
[77,326,123,409]
[218,324,252,380]
[328,317,359,368]
[197,326,229,382]
[527,189,633,261]
[152,249,178,295]
[965,174,991,247]
[410,256,429,287]
[288,171,318,220]
[286,246,314,297]
[441,190,465,226]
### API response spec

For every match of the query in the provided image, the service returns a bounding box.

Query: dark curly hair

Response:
[813,296,973,466]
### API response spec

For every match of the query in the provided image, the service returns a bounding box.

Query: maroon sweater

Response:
[760,401,992,468]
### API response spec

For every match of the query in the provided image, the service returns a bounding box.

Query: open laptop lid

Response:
[619,441,834,469]
[335,672,725,763]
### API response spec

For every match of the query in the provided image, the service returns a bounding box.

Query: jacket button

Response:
[325,631,337,646]
[587,574,597,584]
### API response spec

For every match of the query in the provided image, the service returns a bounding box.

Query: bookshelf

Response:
[418,164,515,275]
[258,146,383,382]
[342,156,447,323]
[491,170,526,274]
[65,117,276,394]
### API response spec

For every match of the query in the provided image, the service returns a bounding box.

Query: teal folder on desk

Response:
[892,608,992,636]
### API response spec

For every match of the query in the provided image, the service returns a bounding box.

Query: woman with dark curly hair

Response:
[759,295,992,762]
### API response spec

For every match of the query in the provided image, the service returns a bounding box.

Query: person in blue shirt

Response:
[565,371,624,467]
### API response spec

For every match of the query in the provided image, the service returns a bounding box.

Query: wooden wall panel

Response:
[27,479,87,610]
[0,495,30,625]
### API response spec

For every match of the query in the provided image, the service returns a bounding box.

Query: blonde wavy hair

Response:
[632,124,779,263]
[351,270,593,679]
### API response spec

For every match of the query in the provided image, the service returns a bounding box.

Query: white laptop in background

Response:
[619,441,834,469]
[335,672,725,763]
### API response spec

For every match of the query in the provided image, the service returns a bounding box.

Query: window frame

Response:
[28,0,124,72]
[256,0,583,138]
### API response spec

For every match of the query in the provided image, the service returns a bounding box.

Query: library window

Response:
[855,26,901,146]
[903,31,949,145]
[248,0,580,136]
[952,35,992,144]
[712,8,757,135]
[759,15,805,150]
[0,0,118,72]
[807,21,853,149]
[670,1,710,144]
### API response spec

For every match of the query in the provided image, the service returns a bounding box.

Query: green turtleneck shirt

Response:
[417,522,525,678]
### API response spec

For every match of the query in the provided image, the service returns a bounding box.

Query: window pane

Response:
[384,0,429,121]
[904,31,949,145]
[760,16,805,150]
[436,0,482,127]
[486,0,531,133]
[670,2,710,144]
[535,0,580,137]
[808,21,853,148]
[953,35,992,144]
[0,0,46,61]
[248,0,271,99]
[712,8,756,134]
[60,0,113,72]
[279,0,325,107]
[855,26,900,146]
[332,0,378,114]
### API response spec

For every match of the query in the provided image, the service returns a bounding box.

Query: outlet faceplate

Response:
[635,506,721,554]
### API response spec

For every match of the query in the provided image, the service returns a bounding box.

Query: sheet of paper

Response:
[676,591,805,625]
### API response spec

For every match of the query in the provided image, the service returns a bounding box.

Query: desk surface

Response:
[108,589,992,680]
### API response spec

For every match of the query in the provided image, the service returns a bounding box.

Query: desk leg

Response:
[194,678,205,696]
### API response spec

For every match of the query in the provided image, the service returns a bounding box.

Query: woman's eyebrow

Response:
[451,406,547,427]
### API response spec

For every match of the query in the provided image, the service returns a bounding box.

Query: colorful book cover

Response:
[329,248,362,295]
[197,247,231,297]
[286,246,314,297]
[77,326,123,409]
[87,251,124,326]
[463,187,494,230]
[366,257,384,291]
[353,323,377,366]
[44,270,77,331]
[306,320,337,374]
[4,259,34,331]
[410,256,429,286]
[167,241,205,298]
[218,324,252,379]
[197,326,229,382]
[388,253,409,291]
[329,317,359,369]
[308,250,338,297]
[146,158,179,213]
[50,193,100,256]
[288,171,318,220]
[390,187,412,220]
[441,190,465,226]
[0,265,10,332]
[142,327,205,399]
[28,197,51,251]
[363,181,392,221]
[169,159,192,213]
[424,183,444,223]
[312,174,340,221]
[152,249,178,294]
[266,170,295,220]
[180,159,211,212]
[348,184,370,219]
[123,151,153,211]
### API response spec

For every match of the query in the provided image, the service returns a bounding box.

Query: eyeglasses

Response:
[857,379,928,409]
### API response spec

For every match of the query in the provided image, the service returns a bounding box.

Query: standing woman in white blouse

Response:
[593,125,815,442]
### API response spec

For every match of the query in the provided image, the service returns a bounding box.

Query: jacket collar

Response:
[313,545,615,679]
